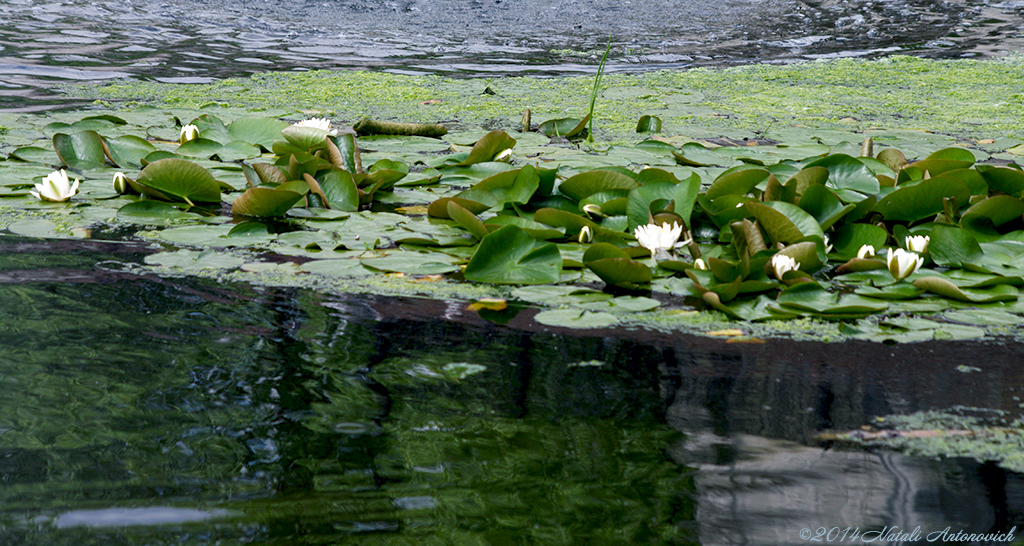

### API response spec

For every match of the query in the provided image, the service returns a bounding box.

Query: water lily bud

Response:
[582,203,605,218]
[112,172,130,194]
[823,234,833,253]
[634,221,683,261]
[887,248,923,281]
[856,244,875,259]
[31,169,79,202]
[578,225,593,244]
[694,258,708,271]
[770,254,800,280]
[180,124,200,144]
[905,235,930,254]
[493,148,513,162]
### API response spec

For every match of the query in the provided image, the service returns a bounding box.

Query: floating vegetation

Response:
[4,103,1024,340]
[822,409,1024,474]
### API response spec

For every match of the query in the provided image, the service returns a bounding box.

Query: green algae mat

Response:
[5,55,1024,343]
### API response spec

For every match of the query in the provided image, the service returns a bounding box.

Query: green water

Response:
[0,237,694,545]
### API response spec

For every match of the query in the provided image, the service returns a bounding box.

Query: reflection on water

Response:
[0,234,1023,544]
[2,0,1024,110]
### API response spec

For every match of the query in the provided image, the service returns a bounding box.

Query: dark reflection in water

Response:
[2,0,1024,110]
[0,235,1023,544]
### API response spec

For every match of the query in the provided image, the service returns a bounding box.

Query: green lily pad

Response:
[231,187,304,217]
[317,168,360,212]
[583,243,652,289]
[117,200,201,224]
[832,223,889,259]
[538,116,589,138]
[103,135,157,168]
[281,125,329,150]
[558,169,639,202]
[745,201,824,244]
[943,308,1024,326]
[360,252,460,275]
[227,117,290,150]
[533,308,618,329]
[705,168,769,200]
[53,131,107,170]
[135,158,222,204]
[806,153,880,195]
[872,175,971,222]
[977,165,1024,198]
[458,130,517,166]
[635,115,662,133]
[145,249,245,271]
[913,276,1019,303]
[928,224,984,267]
[464,225,562,284]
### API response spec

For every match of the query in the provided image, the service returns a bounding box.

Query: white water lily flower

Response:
[31,169,79,202]
[293,117,338,136]
[823,234,833,253]
[694,258,708,271]
[578,225,593,244]
[634,221,683,260]
[493,148,513,162]
[857,244,875,259]
[905,235,930,254]
[179,124,199,144]
[887,248,924,281]
[770,254,800,280]
[112,171,129,194]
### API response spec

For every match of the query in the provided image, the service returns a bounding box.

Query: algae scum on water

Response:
[2,56,1024,342]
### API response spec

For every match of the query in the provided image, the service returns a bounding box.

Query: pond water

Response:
[2,236,1024,544]
[2,0,1024,110]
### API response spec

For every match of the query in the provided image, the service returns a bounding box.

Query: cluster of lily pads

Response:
[5,109,1024,338]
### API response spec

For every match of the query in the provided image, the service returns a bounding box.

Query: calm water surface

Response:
[2,0,1024,110]
[1,236,1023,544]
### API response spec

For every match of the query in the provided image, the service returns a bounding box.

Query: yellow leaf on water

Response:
[467,298,507,311]
[706,329,745,337]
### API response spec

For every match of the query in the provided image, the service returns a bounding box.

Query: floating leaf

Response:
[117,200,200,224]
[227,117,290,150]
[797,184,854,230]
[806,153,879,195]
[464,225,562,284]
[928,224,984,267]
[360,252,460,275]
[962,195,1024,233]
[558,169,639,202]
[635,115,662,133]
[745,201,824,244]
[447,200,490,240]
[977,165,1024,198]
[538,115,589,138]
[53,131,106,170]
[231,187,304,217]
[103,135,156,168]
[583,243,652,289]
[458,130,517,166]
[135,158,222,204]
[705,168,769,200]
[317,168,360,211]
[533,308,618,329]
[281,125,329,150]
[913,276,1018,303]
[872,175,971,222]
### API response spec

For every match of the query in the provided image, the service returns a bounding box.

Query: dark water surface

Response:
[2,236,1024,544]
[2,0,1024,110]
